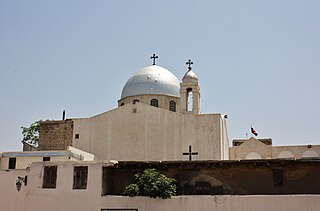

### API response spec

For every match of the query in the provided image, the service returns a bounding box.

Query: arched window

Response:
[187,88,193,111]
[195,182,211,195]
[133,99,139,104]
[150,99,159,107]
[245,152,262,160]
[169,100,176,112]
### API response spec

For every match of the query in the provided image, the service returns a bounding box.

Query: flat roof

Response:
[0,150,71,157]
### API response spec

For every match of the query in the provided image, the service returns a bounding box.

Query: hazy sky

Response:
[0,1,319,151]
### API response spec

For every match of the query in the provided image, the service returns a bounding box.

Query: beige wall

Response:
[0,169,27,211]
[272,145,320,159]
[102,195,320,211]
[220,115,229,160]
[230,138,320,160]
[229,138,272,160]
[72,103,228,161]
[68,146,97,161]
[0,156,71,170]
[0,148,96,170]
[0,157,6,169]
[0,161,319,211]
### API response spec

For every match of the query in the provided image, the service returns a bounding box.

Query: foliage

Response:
[21,120,40,146]
[123,168,176,199]
[123,184,140,197]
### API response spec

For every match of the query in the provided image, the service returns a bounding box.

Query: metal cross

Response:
[186,59,193,70]
[183,145,198,161]
[150,54,158,65]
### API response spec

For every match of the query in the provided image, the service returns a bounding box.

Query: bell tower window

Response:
[150,99,159,107]
[187,88,193,111]
[169,100,176,112]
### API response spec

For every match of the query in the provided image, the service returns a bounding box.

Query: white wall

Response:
[101,195,320,211]
[1,162,320,211]
[68,146,97,161]
[72,103,226,161]
[0,169,27,211]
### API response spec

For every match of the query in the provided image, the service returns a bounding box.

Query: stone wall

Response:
[39,120,73,150]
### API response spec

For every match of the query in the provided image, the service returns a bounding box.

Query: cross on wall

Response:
[183,145,198,161]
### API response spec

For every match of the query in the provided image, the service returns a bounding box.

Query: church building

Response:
[1,56,320,211]
[38,56,229,161]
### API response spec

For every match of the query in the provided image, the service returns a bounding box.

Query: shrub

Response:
[123,168,176,199]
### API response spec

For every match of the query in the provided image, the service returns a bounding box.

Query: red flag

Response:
[251,127,258,136]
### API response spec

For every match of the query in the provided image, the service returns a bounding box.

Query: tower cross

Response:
[186,59,193,70]
[150,54,158,65]
[183,145,198,161]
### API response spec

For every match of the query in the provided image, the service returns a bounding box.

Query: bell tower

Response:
[180,59,200,114]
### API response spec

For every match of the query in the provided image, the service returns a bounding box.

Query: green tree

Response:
[21,120,40,146]
[123,168,176,199]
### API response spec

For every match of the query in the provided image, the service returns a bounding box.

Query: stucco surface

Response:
[72,103,228,161]
[230,137,320,160]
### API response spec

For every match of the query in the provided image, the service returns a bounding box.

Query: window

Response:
[150,99,158,107]
[43,166,57,188]
[273,167,283,186]
[182,182,223,195]
[133,99,139,104]
[8,157,16,169]
[169,100,176,112]
[102,167,114,195]
[195,182,211,195]
[120,102,125,106]
[75,134,80,139]
[187,88,193,111]
[43,157,51,161]
[73,166,88,189]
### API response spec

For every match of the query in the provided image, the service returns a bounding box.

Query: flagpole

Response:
[250,123,253,138]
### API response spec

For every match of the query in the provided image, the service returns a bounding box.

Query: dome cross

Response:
[150,54,159,65]
[186,59,193,71]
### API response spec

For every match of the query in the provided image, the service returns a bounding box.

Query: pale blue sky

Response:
[0,1,319,151]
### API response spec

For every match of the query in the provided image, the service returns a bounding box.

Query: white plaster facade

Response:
[72,102,229,161]
[0,147,95,170]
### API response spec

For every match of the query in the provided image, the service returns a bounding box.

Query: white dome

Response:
[121,65,180,99]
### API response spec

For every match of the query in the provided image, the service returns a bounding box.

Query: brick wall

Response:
[39,120,73,150]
